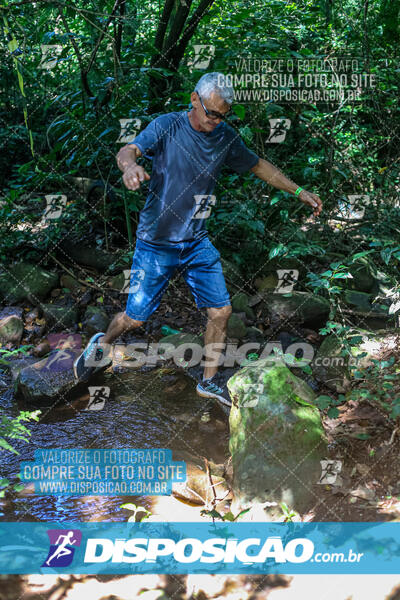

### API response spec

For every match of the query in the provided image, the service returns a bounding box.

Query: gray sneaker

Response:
[73,333,112,381]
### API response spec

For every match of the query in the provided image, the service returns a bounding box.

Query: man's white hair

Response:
[194,72,234,105]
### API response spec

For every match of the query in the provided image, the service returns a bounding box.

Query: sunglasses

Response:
[196,92,232,120]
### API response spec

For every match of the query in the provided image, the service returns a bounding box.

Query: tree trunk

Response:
[148,0,215,113]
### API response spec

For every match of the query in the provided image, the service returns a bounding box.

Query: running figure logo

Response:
[42,529,82,567]
[275,269,299,293]
[192,195,216,219]
[318,460,342,485]
[85,386,110,411]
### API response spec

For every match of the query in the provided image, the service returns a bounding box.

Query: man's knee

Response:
[207,305,232,324]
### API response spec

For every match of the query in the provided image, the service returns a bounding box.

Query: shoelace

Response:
[203,381,223,394]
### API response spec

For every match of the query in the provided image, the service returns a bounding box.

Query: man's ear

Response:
[190,91,198,106]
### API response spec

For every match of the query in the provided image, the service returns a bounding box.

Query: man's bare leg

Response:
[202,305,232,380]
[74,312,144,380]
[101,312,143,345]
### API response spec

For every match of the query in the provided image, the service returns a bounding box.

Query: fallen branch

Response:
[48,253,121,307]
[48,253,102,292]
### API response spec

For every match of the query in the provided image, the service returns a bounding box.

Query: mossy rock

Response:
[261,291,330,326]
[42,304,78,329]
[228,359,327,516]
[0,263,58,303]
[227,313,247,339]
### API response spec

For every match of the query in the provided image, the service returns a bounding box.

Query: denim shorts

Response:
[125,236,231,321]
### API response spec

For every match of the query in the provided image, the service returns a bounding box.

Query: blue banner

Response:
[0,522,399,574]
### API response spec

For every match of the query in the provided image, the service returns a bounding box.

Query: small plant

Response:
[307,262,353,295]
[279,502,300,522]
[315,394,344,419]
[120,502,152,522]
[0,345,33,366]
[200,507,251,521]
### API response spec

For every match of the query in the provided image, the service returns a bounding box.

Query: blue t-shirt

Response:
[129,111,259,245]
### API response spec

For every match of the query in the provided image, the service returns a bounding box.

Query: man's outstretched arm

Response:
[250,158,322,217]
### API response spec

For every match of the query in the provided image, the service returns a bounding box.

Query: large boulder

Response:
[0,263,58,303]
[227,313,247,339]
[261,291,330,326]
[313,335,351,393]
[83,306,110,334]
[159,331,203,348]
[15,349,80,403]
[345,263,375,293]
[58,240,116,271]
[7,356,38,384]
[231,292,255,320]
[253,274,278,293]
[15,346,112,403]
[60,274,83,293]
[344,289,391,317]
[228,358,327,518]
[313,329,400,392]
[156,331,203,367]
[220,257,244,292]
[41,304,79,329]
[258,256,307,281]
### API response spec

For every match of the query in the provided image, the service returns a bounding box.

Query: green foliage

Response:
[315,394,344,419]
[0,409,41,498]
[308,263,353,293]
[0,347,41,497]
[349,356,400,422]
[0,0,398,323]
[0,409,41,455]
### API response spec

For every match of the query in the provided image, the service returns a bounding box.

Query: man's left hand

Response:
[298,190,323,217]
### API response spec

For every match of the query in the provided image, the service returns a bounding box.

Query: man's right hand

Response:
[116,144,150,191]
[122,163,151,191]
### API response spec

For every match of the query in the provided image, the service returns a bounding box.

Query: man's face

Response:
[190,91,231,132]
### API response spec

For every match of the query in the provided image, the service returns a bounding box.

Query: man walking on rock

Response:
[74,72,322,406]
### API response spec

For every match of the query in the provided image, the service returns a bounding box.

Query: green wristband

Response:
[294,187,303,197]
